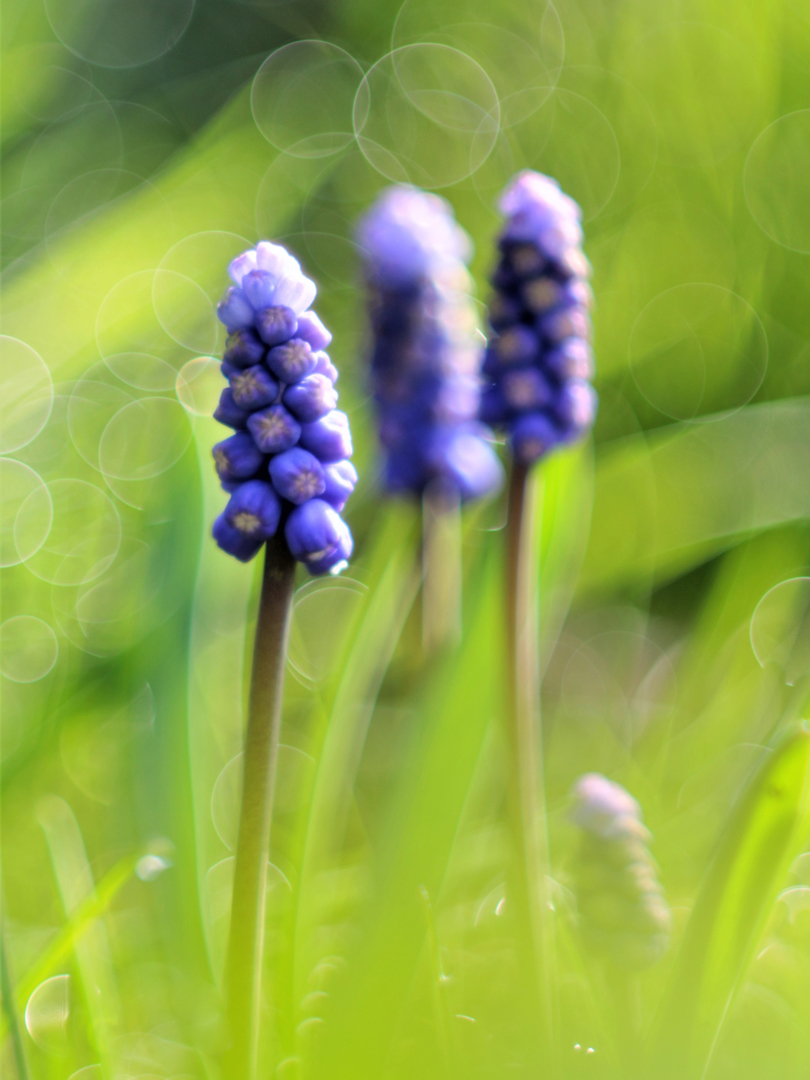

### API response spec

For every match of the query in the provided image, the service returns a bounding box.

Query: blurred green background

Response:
[5,0,810,1077]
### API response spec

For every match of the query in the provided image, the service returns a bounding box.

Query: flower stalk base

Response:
[224,531,296,1080]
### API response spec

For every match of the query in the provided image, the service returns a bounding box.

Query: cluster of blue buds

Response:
[211,242,355,573]
[481,171,598,465]
[356,185,503,501]
[569,774,671,970]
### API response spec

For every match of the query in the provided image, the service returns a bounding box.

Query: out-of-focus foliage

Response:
[4,0,810,1078]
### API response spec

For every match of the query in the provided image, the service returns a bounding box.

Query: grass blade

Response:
[653,724,810,1079]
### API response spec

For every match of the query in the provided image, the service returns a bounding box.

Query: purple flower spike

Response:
[269,447,326,504]
[356,184,503,501]
[213,432,265,483]
[285,498,353,576]
[481,170,597,464]
[212,240,355,568]
[255,305,298,347]
[229,365,280,410]
[266,338,317,383]
[224,327,266,369]
[283,373,338,423]
[214,387,250,430]
[247,404,301,454]
[299,410,353,463]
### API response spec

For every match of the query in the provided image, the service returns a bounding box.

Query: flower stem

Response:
[504,462,555,1069]
[422,483,462,655]
[224,531,296,1080]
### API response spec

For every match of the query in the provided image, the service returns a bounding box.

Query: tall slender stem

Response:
[224,531,296,1080]
[422,483,462,655]
[504,462,555,1069]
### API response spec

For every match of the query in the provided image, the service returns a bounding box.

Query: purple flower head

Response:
[285,498,354,576]
[570,773,671,970]
[247,404,301,454]
[480,170,597,464]
[229,365,279,410]
[321,460,358,512]
[214,388,249,430]
[266,338,317,383]
[299,410,353,463]
[212,480,282,562]
[357,185,504,502]
[212,241,354,569]
[255,305,298,347]
[213,432,264,484]
[283,373,338,423]
[224,327,266,368]
[295,310,332,351]
[268,447,326,504]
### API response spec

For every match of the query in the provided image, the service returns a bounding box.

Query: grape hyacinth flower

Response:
[212,241,356,1080]
[356,185,503,502]
[481,170,598,464]
[212,241,354,575]
[570,774,671,970]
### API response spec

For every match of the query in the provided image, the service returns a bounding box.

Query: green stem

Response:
[224,532,296,1080]
[504,462,555,1070]
[422,483,462,655]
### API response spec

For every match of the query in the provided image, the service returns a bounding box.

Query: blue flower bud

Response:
[545,339,594,381]
[481,171,597,464]
[510,413,558,465]
[224,327,266,368]
[266,338,317,383]
[268,447,326,504]
[246,404,301,453]
[284,498,353,576]
[321,460,358,512]
[299,409,353,463]
[214,387,249,430]
[312,351,338,383]
[501,368,552,411]
[240,269,278,311]
[255,304,298,347]
[217,287,254,332]
[282,373,338,423]
[357,184,503,501]
[212,241,355,568]
[212,480,282,562]
[213,432,265,483]
[295,310,332,351]
[229,365,280,410]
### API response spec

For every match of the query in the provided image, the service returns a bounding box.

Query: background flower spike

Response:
[569,773,672,971]
[356,185,503,652]
[482,170,598,464]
